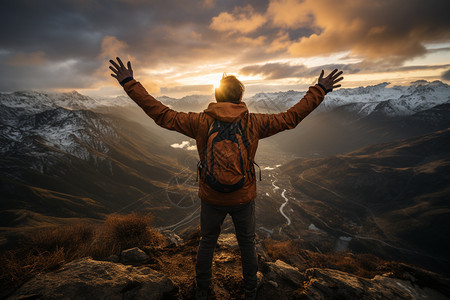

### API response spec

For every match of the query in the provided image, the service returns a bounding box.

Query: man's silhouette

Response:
[109,57,343,299]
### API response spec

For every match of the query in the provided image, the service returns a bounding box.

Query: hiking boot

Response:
[195,287,208,300]
[244,288,257,300]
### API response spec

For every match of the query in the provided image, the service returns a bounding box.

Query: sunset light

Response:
[1,0,448,98]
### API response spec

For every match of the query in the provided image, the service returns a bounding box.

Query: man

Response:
[109,57,343,299]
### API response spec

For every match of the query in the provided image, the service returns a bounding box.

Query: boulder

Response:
[8,257,177,300]
[264,259,305,286]
[258,260,305,300]
[296,268,449,300]
[121,247,149,265]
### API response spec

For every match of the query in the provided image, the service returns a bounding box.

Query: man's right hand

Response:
[109,57,133,86]
[318,69,344,94]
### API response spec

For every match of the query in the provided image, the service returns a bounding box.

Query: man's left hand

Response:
[109,57,133,84]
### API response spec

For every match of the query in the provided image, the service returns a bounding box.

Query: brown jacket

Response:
[124,79,325,206]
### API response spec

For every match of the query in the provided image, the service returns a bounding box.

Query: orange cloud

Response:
[267,0,449,62]
[267,0,314,29]
[267,31,291,53]
[212,0,450,63]
[96,35,130,81]
[8,51,47,66]
[210,5,266,34]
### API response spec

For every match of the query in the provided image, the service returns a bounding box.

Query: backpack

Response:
[197,119,260,193]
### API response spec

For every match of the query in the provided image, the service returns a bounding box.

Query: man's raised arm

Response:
[109,57,200,139]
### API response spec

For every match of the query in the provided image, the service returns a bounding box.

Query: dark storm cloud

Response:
[0,0,272,91]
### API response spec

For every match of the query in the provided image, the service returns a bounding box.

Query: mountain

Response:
[1,82,448,277]
[0,91,197,245]
[281,128,450,275]
[246,80,450,117]
[259,81,450,157]
[147,80,450,157]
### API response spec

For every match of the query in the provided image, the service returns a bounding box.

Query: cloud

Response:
[1,0,449,93]
[240,62,309,79]
[211,0,450,64]
[7,51,47,66]
[210,5,266,34]
[96,36,129,79]
[240,61,450,80]
[267,0,314,29]
[442,69,450,81]
[170,141,196,151]
[269,0,450,63]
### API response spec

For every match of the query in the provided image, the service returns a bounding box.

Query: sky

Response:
[1,0,450,98]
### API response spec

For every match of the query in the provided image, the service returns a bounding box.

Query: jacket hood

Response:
[203,102,248,122]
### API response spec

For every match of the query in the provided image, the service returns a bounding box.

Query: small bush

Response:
[101,212,165,253]
[26,223,94,255]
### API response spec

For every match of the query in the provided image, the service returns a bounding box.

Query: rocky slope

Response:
[6,233,450,300]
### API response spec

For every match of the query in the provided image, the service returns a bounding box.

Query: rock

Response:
[258,260,305,300]
[121,247,149,265]
[264,259,304,286]
[296,268,449,300]
[159,230,183,247]
[8,257,177,300]
[217,233,239,249]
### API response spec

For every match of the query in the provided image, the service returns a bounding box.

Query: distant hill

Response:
[282,127,450,274]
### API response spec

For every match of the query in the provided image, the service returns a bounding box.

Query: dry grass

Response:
[265,239,390,279]
[102,212,165,252]
[0,212,165,299]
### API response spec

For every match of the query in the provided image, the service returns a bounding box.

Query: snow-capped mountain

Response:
[0,90,186,224]
[245,80,450,117]
[1,106,117,163]
[0,90,133,115]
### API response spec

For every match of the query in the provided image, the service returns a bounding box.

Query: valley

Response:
[1,81,449,277]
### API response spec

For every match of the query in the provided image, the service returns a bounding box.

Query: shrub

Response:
[98,212,165,254]
[26,223,94,255]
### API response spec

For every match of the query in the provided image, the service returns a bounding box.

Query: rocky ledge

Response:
[7,233,450,300]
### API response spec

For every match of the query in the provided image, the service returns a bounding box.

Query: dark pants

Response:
[195,200,258,291]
